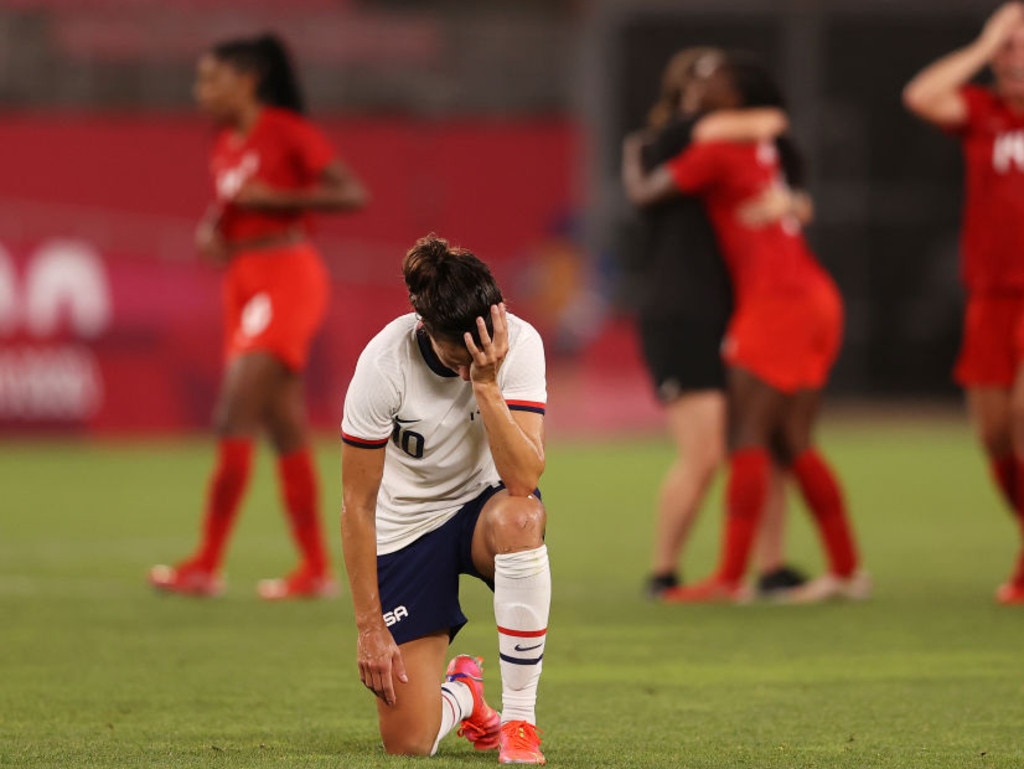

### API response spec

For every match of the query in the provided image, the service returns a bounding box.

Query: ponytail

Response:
[211,33,307,114]
[252,34,306,114]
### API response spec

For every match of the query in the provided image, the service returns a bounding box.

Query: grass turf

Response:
[2,418,1024,768]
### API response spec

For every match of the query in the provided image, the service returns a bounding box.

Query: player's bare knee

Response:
[379,715,438,757]
[211,401,234,437]
[212,407,251,439]
[265,417,303,454]
[691,440,724,479]
[380,729,435,757]
[489,496,546,548]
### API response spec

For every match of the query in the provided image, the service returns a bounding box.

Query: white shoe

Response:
[782,570,871,604]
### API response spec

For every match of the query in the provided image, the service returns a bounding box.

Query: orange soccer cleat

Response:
[445,655,501,751]
[498,720,545,765]
[257,564,338,600]
[996,581,1024,605]
[149,559,223,597]
[660,577,751,604]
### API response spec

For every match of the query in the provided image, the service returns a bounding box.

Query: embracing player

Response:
[628,46,811,600]
[624,53,866,603]
[341,235,550,763]
[904,2,1024,604]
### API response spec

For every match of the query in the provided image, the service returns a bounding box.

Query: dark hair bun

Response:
[401,233,503,344]
[403,233,451,298]
[411,233,452,263]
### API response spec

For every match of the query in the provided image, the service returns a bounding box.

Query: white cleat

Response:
[781,570,872,604]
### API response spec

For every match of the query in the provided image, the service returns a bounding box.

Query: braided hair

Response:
[716,52,805,188]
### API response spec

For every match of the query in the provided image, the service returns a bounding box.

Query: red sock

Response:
[1011,537,1024,588]
[278,447,328,575]
[717,448,771,584]
[1009,458,1024,523]
[195,438,254,571]
[1008,460,1024,587]
[991,455,1017,510]
[791,449,858,578]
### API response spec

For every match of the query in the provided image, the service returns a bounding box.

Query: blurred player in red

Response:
[627,47,810,601]
[904,2,1024,604]
[624,53,868,603]
[150,33,368,599]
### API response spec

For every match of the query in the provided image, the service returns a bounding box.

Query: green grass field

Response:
[3,417,1024,768]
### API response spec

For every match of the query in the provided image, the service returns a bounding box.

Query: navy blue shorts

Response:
[377,485,502,646]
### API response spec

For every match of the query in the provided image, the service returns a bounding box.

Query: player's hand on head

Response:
[981,2,1024,49]
[465,303,509,385]
[356,624,407,707]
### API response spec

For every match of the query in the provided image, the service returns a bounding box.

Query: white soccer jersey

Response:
[341,312,547,555]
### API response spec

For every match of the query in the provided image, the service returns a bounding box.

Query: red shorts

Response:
[954,291,1024,388]
[223,242,329,371]
[723,276,844,394]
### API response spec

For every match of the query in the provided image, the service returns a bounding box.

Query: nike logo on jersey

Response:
[513,642,544,652]
[216,151,260,200]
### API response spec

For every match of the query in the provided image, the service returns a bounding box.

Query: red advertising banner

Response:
[0,239,415,432]
[0,115,663,435]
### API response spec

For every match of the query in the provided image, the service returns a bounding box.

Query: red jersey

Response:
[953,85,1024,292]
[209,106,336,243]
[665,140,825,300]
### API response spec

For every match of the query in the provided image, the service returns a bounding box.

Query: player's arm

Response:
[738,186,815,228]
[692,108,788,143]
[340,443,407,707]
[302,160,370,211]
[195,204,228,264]
[623,132,720,207]
[621,131,679,207]
[467,304,546,497]
[903,2,1024,126]
[234,160,369,213]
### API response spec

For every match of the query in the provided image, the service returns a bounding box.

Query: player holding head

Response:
[149,33,369,599]
[623,52,867,603]
[341,235,550,763]
[903,3,1024,604]
[628,46,811,601]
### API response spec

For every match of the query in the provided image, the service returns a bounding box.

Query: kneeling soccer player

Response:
[340,234,550,763]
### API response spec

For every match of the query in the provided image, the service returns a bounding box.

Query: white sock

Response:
[431,680,473,755]
[494,544,550,725]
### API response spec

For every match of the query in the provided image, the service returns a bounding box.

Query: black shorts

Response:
[376,484,501,646]
[638,312,728,401]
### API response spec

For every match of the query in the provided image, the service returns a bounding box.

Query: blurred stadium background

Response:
[0,0,993,439]
[8,4,1024,768]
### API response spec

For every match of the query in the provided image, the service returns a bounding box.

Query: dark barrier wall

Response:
[600,5,984,396]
